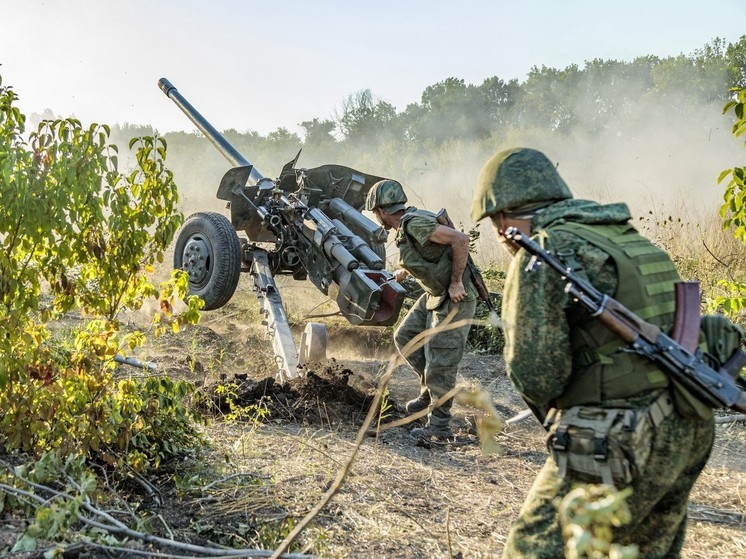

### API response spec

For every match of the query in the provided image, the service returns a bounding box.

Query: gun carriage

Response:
[158,78,406,381]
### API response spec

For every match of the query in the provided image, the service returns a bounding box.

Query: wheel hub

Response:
[182,236,211,287]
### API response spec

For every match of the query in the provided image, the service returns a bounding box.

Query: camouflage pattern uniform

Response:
[471,148,716,558]
[366,180,477,430]
[394,208,477,429]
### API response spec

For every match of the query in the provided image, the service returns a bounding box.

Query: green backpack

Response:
[675,314,746,420]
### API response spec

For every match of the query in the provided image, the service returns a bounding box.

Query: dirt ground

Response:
[3,281,745,558]
[105,280,745,559]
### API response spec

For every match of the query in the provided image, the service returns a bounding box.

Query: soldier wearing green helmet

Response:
[472,147,715,558]
[366,179,478,441]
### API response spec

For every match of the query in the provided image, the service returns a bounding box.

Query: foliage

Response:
[469,292,505,354]
[212,381,271,425]
[0,73,203,469]
[336,89,398,147]
[468,267,505,354]
[716,86,746,316]
[1,452,98,549]
[191,515,302,552]
[406,76,519,144]
[560,485,639,559]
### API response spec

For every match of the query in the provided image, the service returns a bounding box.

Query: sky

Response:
[2,0,745,138]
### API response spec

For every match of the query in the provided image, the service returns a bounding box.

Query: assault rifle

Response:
[504,227,746,414]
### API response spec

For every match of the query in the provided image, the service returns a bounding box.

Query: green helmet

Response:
[471,147,572,221]
[365,179,408,214]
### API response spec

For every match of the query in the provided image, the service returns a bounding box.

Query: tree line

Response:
[103,36,746,213]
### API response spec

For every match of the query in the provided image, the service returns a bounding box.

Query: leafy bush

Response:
[0,73,203,469]
[716,86,746,318]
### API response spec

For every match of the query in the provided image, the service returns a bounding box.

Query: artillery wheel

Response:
[174,212,241,310]
[299,322,327,364]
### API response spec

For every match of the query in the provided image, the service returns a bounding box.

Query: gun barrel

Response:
[305,208,359,271]
[332,218,384,270]
[158,78,264,184]
[327,198,388,245]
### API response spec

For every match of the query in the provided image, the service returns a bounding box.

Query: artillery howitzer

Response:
[158,78,406,382]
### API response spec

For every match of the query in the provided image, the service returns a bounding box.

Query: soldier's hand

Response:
[394,269,409,282]
[449,281,467,303]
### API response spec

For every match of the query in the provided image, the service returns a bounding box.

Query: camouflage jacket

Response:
[502,199,673,416]
[396,208,477,304]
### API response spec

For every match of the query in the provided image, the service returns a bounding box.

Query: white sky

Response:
[2,0,745,136]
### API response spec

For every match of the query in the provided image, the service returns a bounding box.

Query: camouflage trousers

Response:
[501,411,715,558]
[394,294,475,427]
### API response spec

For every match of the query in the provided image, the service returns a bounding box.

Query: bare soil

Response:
[129,280,746,559]
[3,282,745,558]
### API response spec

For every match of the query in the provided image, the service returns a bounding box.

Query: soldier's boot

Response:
[411,405,453,440]
[404,391,431,414]
[410,423,454,441]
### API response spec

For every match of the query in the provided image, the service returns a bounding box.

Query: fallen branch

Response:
[688,502,745,525]
[714,414,746,424]
[506,408,536,426]
[0,466,315,559]
[114,354,158,371]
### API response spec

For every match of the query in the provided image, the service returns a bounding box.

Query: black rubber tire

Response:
[174,212,242,310]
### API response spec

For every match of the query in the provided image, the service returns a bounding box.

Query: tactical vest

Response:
[397,209,459,298]
[550,222,680,408]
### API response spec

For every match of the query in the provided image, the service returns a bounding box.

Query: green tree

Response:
[652,48,729,106]
[725,35,746,89]
[267,126,301,151]
[478,75,520,133]
[300,117,336,146]
[336,88,397,147]
[512,64,584,132]
[399,77,518,146]
[299,118,341,167]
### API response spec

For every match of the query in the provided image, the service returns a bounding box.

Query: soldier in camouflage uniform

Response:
[366,179,477,440]
[471,148,716,557]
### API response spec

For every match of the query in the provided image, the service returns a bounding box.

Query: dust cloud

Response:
[152,69,743,272]
[396,99,743,267]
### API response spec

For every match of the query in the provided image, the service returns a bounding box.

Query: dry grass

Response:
[125,234,746,558]
[155,319,745,558]
[190,391,745,558]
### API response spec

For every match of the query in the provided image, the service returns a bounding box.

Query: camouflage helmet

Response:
[365,179,408,214]
[471,147,572,221]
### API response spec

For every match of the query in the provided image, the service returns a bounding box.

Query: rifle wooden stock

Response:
[468,260,495,312]
[723,349,746,382]
[594,296,660,344]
